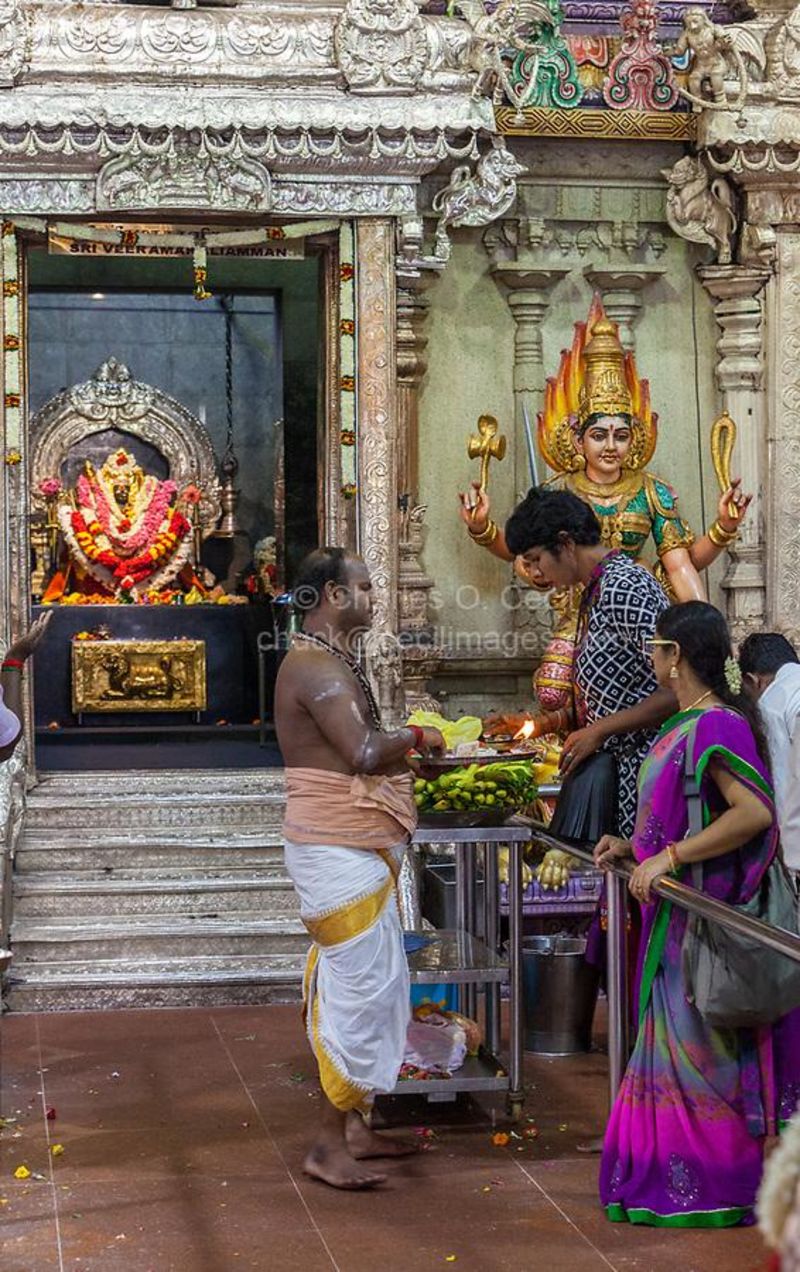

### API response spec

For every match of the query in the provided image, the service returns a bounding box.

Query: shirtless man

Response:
[275,546,444,1190]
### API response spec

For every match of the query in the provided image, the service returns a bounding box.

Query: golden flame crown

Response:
[538,294,658,475]
[578,316,633,421]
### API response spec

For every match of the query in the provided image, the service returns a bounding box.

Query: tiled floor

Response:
[0,1006,769,1272]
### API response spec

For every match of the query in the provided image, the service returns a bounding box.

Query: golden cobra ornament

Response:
[710,411,739,522]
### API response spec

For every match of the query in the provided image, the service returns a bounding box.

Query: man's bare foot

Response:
[346,1112,418,1160]
[303,1140,388,1190]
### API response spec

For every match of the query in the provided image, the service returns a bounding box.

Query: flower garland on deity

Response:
[55,448,194,599]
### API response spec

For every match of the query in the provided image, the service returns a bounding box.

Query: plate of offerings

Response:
[416,749,536,771]
[407,712,540,825]
[413,756,538,826]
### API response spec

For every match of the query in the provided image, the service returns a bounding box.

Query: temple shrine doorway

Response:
[23,242,325,771]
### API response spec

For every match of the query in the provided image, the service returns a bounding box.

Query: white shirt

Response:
[0,684,20,748]
[759,663,800,871]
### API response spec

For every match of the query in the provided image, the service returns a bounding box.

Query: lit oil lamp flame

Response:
[512,719,536,743]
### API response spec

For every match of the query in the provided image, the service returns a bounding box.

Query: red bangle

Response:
[2,658,23,670]
[408,724,425,752]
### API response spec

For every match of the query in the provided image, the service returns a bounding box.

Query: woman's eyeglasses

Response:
[643,637,678,654]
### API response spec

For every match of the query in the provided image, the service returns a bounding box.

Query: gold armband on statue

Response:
[708,519,738,548]
[468,518,498,547]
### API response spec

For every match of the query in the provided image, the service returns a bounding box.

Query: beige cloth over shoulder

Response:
[283,767,417,850]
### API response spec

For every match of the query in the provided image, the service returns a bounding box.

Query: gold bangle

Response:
[666,842,680,874]
[468,519,498,547]
[708,519,738,548]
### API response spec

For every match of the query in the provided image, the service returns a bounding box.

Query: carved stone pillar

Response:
[396,277,437,635]
[488,264,569,490]
[766,235,800,643]
[582,265,666,351]
[395,220,446,707]
[698,263,771,637]
[396,279,433,505]
[356,219,404,722]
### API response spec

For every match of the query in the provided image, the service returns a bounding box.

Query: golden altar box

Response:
[71,639,207,714]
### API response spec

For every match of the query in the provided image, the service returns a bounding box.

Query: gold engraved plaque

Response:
[71,639,207,713]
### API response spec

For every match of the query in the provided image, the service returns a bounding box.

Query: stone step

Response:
[23,801,285,833]
[4,955,304,1012]
[9,767,299,1011]
[13,874,300,918]
[29,768,284,796]
[14,837,285,873]
[11,916,310,963]
[18,827,282,848]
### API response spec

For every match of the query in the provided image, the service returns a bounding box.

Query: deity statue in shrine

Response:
[42,447,204,603]
[239,535,278,601]
[461,293,750,715]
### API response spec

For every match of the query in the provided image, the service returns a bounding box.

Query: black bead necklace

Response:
[293,630,383,731]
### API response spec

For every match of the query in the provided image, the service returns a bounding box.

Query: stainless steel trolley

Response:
[392,821,531,1121]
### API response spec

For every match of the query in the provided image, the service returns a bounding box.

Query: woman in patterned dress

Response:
[462,297,749,884]
[504,486,673,839]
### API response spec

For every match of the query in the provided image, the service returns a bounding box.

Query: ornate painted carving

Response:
[0,115,486,182]
[0,0,29,88]
[34,5,343,83]
[767,5,800,98]
[672,8,756,113]
[452,0,581,112]
[272,180,416,217]
[356,220,403,719]
[603,0,678,111]
[334,0,427,93]
[0,172,419,218]
[0,179,94,215]
[739,222,777,269]
[497,103,696,139]
[662,155,737,264]
[507,0,583,110]
[484,203,667,265]
[398,504,435,635]
[0,1,495,149]
[97,144,271,214]
[432,138,527,259]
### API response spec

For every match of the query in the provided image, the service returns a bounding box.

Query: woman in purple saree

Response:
[595,601,800,1228]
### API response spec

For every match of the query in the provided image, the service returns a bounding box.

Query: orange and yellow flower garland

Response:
[69,506,190,587]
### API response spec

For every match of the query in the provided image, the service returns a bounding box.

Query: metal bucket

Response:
[522,935,600,1056]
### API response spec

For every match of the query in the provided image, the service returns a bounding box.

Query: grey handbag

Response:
[680,732,800,1029]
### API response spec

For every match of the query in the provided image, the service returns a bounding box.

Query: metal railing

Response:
[528,823,800,1101]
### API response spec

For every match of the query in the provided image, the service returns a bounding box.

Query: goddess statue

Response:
[43,447,200,603]
[459,294,750,717]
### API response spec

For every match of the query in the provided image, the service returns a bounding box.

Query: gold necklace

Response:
[683,689,715,713]
[569,469,643,504]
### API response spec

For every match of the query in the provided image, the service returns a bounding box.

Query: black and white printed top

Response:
[573,551,669,837]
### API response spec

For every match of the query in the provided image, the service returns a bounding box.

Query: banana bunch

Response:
[414,761,537,815]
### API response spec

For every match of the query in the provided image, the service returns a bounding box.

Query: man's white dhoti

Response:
[284,840,409,1113]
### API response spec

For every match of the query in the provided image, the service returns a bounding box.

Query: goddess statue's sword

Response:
[522,403,539,488]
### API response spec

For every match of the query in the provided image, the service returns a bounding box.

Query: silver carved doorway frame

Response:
[0,215,400,770]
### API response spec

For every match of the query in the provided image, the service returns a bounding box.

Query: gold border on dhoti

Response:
[303,877,394,948]
[311,993,371,1113]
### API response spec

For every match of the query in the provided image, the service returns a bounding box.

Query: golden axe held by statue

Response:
[466,414,507,516]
